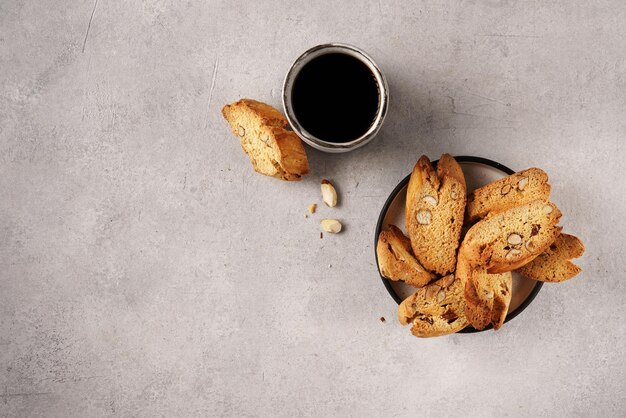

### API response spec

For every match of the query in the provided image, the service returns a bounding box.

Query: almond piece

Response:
[439,274,455,288]
[450,184,461,200]
[422,195,438,206]
[518,176,529,190]
[542,204,553,214]
[426,285,440,301]
[507,233,522,245]
[525,239,536,252]
[416,209,432,225]
[321,179,338,207]
[501,184,511,195]
[436,289,446,303]
[320,219,342,233]
[237,125,246,137]
[505,248,522,260]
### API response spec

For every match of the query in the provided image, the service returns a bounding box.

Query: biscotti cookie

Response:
[457,256,512,330]
[376,225,435,288]
[466,168,550,224]
[222,99,309,181]
[460,200,562,274]
[398,273,469,337]
[517,233,584,282]
[406,154,466,275]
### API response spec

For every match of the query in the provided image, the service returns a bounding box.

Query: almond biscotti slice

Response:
[222,99,309,181]
[466,168,550,224]
[406,154,466,275]
[517,233,584,282]
[460,200,562,274]
[456,257,512,330]
[398,273,469,337]
[376,225,435,288]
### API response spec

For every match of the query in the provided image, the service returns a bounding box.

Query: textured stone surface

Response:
[1,0,625,416]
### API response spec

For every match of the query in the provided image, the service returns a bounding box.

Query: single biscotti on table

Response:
[406,154,466,276]
[517,233,584,282]
[460,200,562,274]
[398,273,469,337]
[457,256,512,330]
[376,225,435,288]
[222,99,309,181]
[466,168,551,224]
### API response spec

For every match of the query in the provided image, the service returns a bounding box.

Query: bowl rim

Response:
[374,155,543,333]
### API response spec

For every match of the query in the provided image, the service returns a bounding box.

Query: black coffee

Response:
[291,53,380,143]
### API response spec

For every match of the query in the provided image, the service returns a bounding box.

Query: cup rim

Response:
[374,155,544,333]
[282,43,389,153]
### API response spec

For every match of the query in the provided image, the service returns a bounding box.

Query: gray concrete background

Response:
[1,0,625,416]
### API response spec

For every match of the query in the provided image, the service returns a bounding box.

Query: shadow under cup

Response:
[282,43,389,153]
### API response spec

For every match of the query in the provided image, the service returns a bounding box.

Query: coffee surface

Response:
[291,53,380,143]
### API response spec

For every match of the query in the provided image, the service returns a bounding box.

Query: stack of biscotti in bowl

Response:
[376,154,584,338]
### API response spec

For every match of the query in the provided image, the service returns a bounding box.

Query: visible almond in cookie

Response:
[425,284,440,301]
[507,233,522,245]
[505,248,522,260]
[406,154,466,275]
[376,225,434,288]
[460,200,562,274]
[542,204,553,214]
[423,195,438,206]
[517,233,584,282]
[222,99,309,180]
[416,209,432,225]
[518,176,529,190]
[398,273,469,337]
[439,274,455,288]
[466,168,550,223]
[458,255,512,331]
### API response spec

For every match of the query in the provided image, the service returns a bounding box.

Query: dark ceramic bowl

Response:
[375,156,543,333]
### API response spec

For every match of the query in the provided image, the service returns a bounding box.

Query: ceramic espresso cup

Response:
[282,43,389,153]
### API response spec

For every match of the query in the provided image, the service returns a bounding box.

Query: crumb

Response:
[328,264,332,268]
[308,203,317,214]
[304,214,308,219]
[320,232,323,239]
[379,317,386,323]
